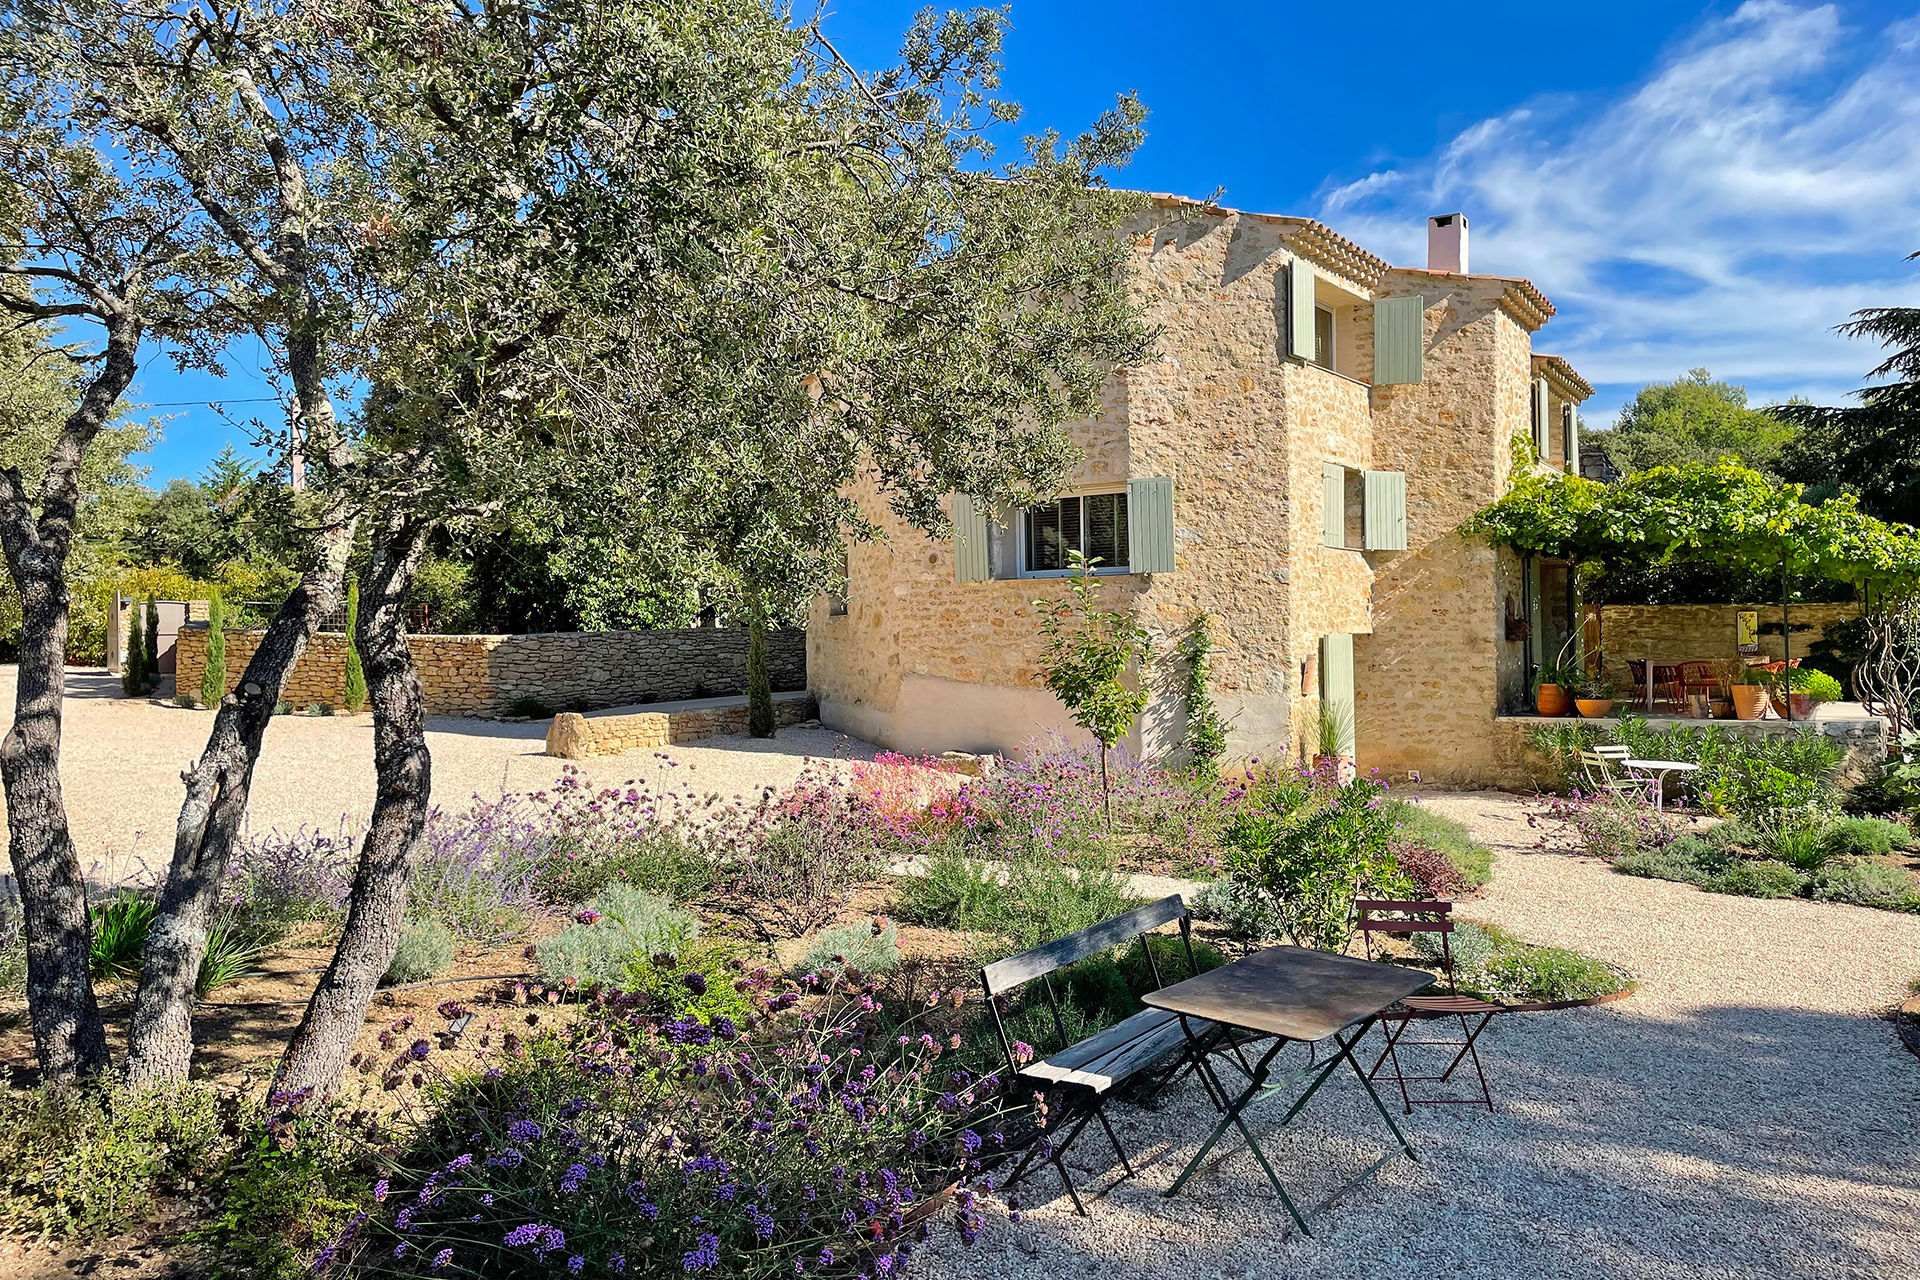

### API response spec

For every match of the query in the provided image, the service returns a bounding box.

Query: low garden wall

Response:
[545,691,817,758]
[1489,710,1889,792]
[175,625,806,718]
[1595,602,1862,686]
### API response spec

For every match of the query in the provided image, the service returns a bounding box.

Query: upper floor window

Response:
[1313,305,1335,370]
[1022,491,1129,575]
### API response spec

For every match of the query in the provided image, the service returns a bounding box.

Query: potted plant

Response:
[1573,670,1615,719]
[1311,698,1355,781]
[1533,661,1575,716]
[1769,666,1843,720]
[1729,665,1770,720]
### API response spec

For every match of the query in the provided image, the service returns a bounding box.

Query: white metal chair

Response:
[1577,745,1653,803]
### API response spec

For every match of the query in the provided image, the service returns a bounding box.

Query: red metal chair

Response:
[1354,899,1501,1113]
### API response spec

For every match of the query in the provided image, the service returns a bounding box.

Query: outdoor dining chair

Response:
[1354,899,1501,1112]
[1578,744,1654,803]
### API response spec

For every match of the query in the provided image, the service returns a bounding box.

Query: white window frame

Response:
[1018,489,1132,578]
[1313,304,1336,372]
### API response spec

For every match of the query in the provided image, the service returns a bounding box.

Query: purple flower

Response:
[508,1119,543,1143]
[560,1162,589,1194]
[431,1248,454,1271]
[575,908,603,925]
[567,1255,585,1274]
[682,1232,721,1273]
[372,1178,390,1202]
[503,1222,549,1248]
[409,1039,431,1060]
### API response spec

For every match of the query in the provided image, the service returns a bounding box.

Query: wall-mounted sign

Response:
[1736,609,1760,655]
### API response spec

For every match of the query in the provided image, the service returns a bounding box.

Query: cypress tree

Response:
[122,597,146,696]
[199,590,227,708]
[746,594,773,738]
[343,580,368,712]
[142,596,159,684]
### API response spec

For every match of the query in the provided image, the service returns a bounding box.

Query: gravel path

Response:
[4,667,879,886]
[922,790,1920,1280]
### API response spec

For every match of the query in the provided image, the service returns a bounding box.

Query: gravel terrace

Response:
[3,666,879,887]
[921,790,1920,1280]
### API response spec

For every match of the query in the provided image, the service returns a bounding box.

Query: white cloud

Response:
[1316,1,1920,412]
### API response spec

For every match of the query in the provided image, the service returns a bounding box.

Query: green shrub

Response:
[382,918,455,985]
[1820,816,1910,858]
[894,846,1000,928]
[801,919,901,976]
[1193,873,1286,943]
[1705,820,1762,851]
[1383,800,1494,889]
[0,1084,230,1240]
[195,915,271,997]
[1411,919,1498,976]
[533,884,698,989]
[200,589,227,709]
[342,581,367,713]
[1810,859,1920,911]
[533,830,714,907]
[1221,772,1404,951]
[1614,837,1727,887]
[122,597,147,696]
[1757,817,1833,872]
[623,942,761,1026]
[1483,943,1629,1003]
[0,898,24,994]
[90,890,157,979]
[988,855,1137,951]
[1711,858,1808,899]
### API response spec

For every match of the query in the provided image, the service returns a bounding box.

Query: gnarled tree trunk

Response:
[273,514,430,1098]
[0,317,141,1080]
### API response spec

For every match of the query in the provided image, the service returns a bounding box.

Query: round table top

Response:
[1624,758,1700,772]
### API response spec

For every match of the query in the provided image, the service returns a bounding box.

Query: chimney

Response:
[1427,213,1469,274]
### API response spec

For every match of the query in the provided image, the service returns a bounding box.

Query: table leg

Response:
[1329,1019,1419,1162]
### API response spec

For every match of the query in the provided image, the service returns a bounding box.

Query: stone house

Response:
[807,197,1594,785]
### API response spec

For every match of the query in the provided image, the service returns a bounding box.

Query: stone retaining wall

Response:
[1488,711,1888,792]
[175,625,806,718]
[546,692,817,758]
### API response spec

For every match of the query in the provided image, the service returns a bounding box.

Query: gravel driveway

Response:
[922,790,1920,1280]
[3,667,879,886]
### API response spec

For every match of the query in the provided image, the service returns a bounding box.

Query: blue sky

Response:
[128,0,1920,482]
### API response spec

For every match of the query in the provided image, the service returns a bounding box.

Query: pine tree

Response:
[122,597,146,696]
[199,591,227,708]
[745,596,773,738]
[342,581,367,712]
[142,596,159,685]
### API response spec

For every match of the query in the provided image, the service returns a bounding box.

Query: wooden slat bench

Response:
[980,895,1208,1214]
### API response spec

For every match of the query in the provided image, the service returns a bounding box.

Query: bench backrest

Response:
[978,894,1194,1077]
[981,894,1189,997]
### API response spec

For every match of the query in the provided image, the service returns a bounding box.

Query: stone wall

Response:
[1595,603,1862,687]
[176,625,806,717]
[1488,711,1889,793]
[545,692,817,758]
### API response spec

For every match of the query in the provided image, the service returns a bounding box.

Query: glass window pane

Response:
[1314,306,1334,370]
[1025,497,1082,572]
[1085,492,1127,568]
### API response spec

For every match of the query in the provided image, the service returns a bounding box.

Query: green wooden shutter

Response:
[1563,405,1580,474]
[1363,470,1408,551]
[1126,476,1175,574]
[1373,294,1424,384]
[1288,257,1317,360]
[1321,462,1345,548]
[952,494,990,583]
[1319,633,1356,756]
[1531,379,1550,456]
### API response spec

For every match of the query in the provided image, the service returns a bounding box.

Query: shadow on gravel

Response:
[947,1000,1920,1280]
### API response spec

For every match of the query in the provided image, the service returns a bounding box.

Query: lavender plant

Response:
[315,968,1011,1279]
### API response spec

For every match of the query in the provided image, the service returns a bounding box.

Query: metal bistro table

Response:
[1141,945,1433,1234]
[1623,758,1699,812]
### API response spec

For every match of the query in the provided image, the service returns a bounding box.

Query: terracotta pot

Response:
[1534,683,1571,717]
[1710,698,1733,720]
[1730,685,1769,720]
[1575,697,1614,719]
[1770,692,1814,720]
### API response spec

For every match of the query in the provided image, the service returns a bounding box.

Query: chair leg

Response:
[1379,1017,1415,1115]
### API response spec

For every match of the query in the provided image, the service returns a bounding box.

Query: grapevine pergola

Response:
[1462,462,1920,717]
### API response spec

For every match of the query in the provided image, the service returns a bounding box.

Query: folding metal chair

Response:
[1354,899,1501,1112]
[1579,744,1653,804]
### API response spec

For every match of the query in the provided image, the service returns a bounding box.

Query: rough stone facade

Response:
[809,195,1585,784]
[545,692,817,758]
[1595,603,1862,688]
[176,625,806,717]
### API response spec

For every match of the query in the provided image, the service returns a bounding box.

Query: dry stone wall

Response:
[545,692,817,759]
[1596,603,1861,686]
[176,625,805,718]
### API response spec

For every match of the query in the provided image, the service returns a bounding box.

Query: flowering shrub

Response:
[1388,840,1469,900]
[319,969,1010,1279]
[1531,790,1677,860]
[725,780,885,939]
[845,754,980,850]
[227,825,357,925]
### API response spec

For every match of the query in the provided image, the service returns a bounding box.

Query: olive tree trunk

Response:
[0,317,142,1080]
[125,321,355,1084]
[272,515,431,1098]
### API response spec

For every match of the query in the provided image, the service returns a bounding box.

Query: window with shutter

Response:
[1321,462,1346,548]
[1016,491,1131,576]
[1561,404,1577,472]
[1288,258,1317,361]
[1363,470,1408,551]
[953,495,991,583]
[1532,379,1551,456]
[1372,294,1425,385]
[1126,477,1175,574]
